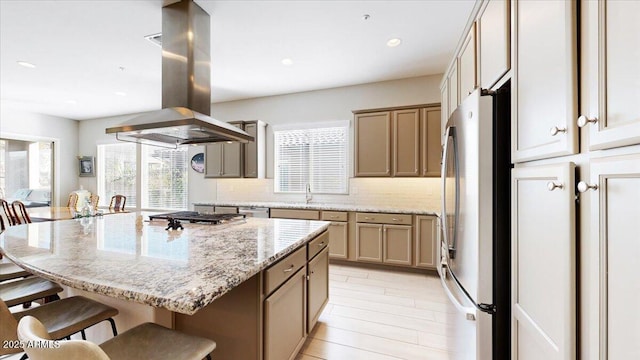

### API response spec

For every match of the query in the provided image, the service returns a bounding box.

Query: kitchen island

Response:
[0,212,330,359]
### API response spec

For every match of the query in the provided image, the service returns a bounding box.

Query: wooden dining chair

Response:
[11,201,31,225]
[1,199,19,226]
[67,193,79,209]
[1,297,119,356]
[18,316,217,360]
[108,195,126,211]
[89,194,100,210]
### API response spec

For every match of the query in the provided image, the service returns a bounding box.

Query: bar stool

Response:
[0,216,31,280]
[12,200,31,225]
[67,193,79,209]
[18,316,216,360]
[108,195,126,211]
[1,297,119,357]
[0,276,63,308]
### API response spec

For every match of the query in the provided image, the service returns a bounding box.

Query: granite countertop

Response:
[0,212,329,315]
[194,201,439,216]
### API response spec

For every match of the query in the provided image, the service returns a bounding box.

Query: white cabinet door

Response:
[512,0,577,162]
[447,62,459,117]
[458,23,477,102]
[581,0,640,150]
[479,0,510,89]
[584,155,640,359]
[440,81,449,145]
[511,164,576,360]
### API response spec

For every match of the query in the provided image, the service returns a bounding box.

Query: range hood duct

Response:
[106,0,253,147]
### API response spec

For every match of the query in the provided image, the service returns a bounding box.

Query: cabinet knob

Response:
[550,126,567,136]
[547,181,564,191]
[577,115,598,128]
[577,181,598,193]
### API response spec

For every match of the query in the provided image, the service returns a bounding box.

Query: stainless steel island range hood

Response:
[106,0,253,147]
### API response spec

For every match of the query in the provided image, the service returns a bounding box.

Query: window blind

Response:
[97,143,137,207]
[275,126,348,194]
[141,146,188,210]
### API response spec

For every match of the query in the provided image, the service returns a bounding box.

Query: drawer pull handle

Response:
[317,242,325,247]
[392,218,400,221]
[283,265,295,273]
[330,215,338,218]
[365,217,374,220]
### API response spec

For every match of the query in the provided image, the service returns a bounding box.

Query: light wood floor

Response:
[296,263,457,360]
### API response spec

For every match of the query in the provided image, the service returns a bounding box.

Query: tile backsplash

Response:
[214,177,441,211]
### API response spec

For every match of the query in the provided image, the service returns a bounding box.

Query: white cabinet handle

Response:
[577,115,598,128]
[317,242,325,247]
[283,264,294,273]
[547,181,564,191]
[577,181,598,192]
[392,218,400,221]
[550,126,567,136]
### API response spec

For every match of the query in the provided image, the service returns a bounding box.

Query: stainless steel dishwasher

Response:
[238,207,270,218]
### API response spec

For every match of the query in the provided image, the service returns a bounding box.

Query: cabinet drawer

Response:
[355,212,412,225]
[214,206,238,214]
[308,231,329,260]
[270,208,320,220]
[321,211,348,222]
[265,246,307,295]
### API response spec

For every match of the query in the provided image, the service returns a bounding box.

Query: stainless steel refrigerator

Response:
[438,83,511,360]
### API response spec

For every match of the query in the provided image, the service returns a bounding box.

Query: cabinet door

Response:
[440,82,449,145]
[421,107,442,177]
[354,112,391,177]
[511,164,576,360]
[459,23,477,101]
[512,0,577,162]
[585,155,640,359]
[244,122,258,177]
[355,223,383,262]
[328,221,348,259]
[479,0,510,89]
[204,143,223,178]
[221,141,242,177]
[392,108,420,177]
[383,224,412,266]
[264,268,306,360]
[307,247,329,333]
[447,62,459,117]
[581,1,640,150]
[415,215,438,269]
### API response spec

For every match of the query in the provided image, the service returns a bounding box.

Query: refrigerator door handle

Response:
[439,263,477,321]
[441,125,458,259]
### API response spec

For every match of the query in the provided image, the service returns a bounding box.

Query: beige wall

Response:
[0,107,79,206]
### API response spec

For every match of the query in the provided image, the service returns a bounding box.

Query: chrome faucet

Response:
[305,183,312,204]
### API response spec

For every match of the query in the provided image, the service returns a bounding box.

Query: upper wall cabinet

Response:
[447,62,459,118]
[421,107,442,177]
[354,111,392,177]
[205,120,266,178]
[512,0,578,162]
[581,0,640,150]
[440,81,449,145]
[458,23,477,102]
[478,0,510,89]
[392,109,421,177]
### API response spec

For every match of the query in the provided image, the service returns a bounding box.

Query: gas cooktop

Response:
[148,211,246,225]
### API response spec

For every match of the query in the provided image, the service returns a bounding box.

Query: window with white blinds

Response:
[141,146,188,210]
[97,143,137,207]
[274,125,348,194]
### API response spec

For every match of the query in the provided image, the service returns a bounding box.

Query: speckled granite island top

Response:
[0,212,330,315]
[194,201,439,215]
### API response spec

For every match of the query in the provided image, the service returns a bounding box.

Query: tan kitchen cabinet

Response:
[205,121,243,178]
[582,155,640,359]
[355,223,383,262]
[270,208,320,220]
[581,0,640,150]
[322,211,348,259]
[382,224,412,266]
[355,212,413,266]
[392,108,421,176]
[421,107,442,177]
[264,267,307,360]
[307,246,329,333]
[512,0,578,162]
[458,23,477,102]
[478,0,510,89]
[415,215,438,269]
[354,112,392,176]
[243,120,267,178]
[511,163,576,359]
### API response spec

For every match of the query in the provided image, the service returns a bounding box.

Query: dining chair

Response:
[0,216,31,280]
[11,201,31,225]
[89,194,100,211]
[1,296,119,356]
[1,199,19,226]
[67,193,79,209]
[18,316,217,360]
[108,195,126,211]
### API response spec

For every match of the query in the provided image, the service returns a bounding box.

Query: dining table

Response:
[28,206,128,221]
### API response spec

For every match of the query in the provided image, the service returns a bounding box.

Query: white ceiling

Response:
[0,0,474,120]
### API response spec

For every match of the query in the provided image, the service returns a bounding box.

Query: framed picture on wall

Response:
[78,156,95,177]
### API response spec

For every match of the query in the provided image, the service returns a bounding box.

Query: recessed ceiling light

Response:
[281,58,293,66]
[386,38,402,47]
[115,91,127,96]
[17,61,36,68]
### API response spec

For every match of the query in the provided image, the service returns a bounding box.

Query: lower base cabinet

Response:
[415,215,438,269]
[355,223,383,262]
[307,247,329,332]
[264,268,307,360]
[356,222,412,265]
[327,222,348,259]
